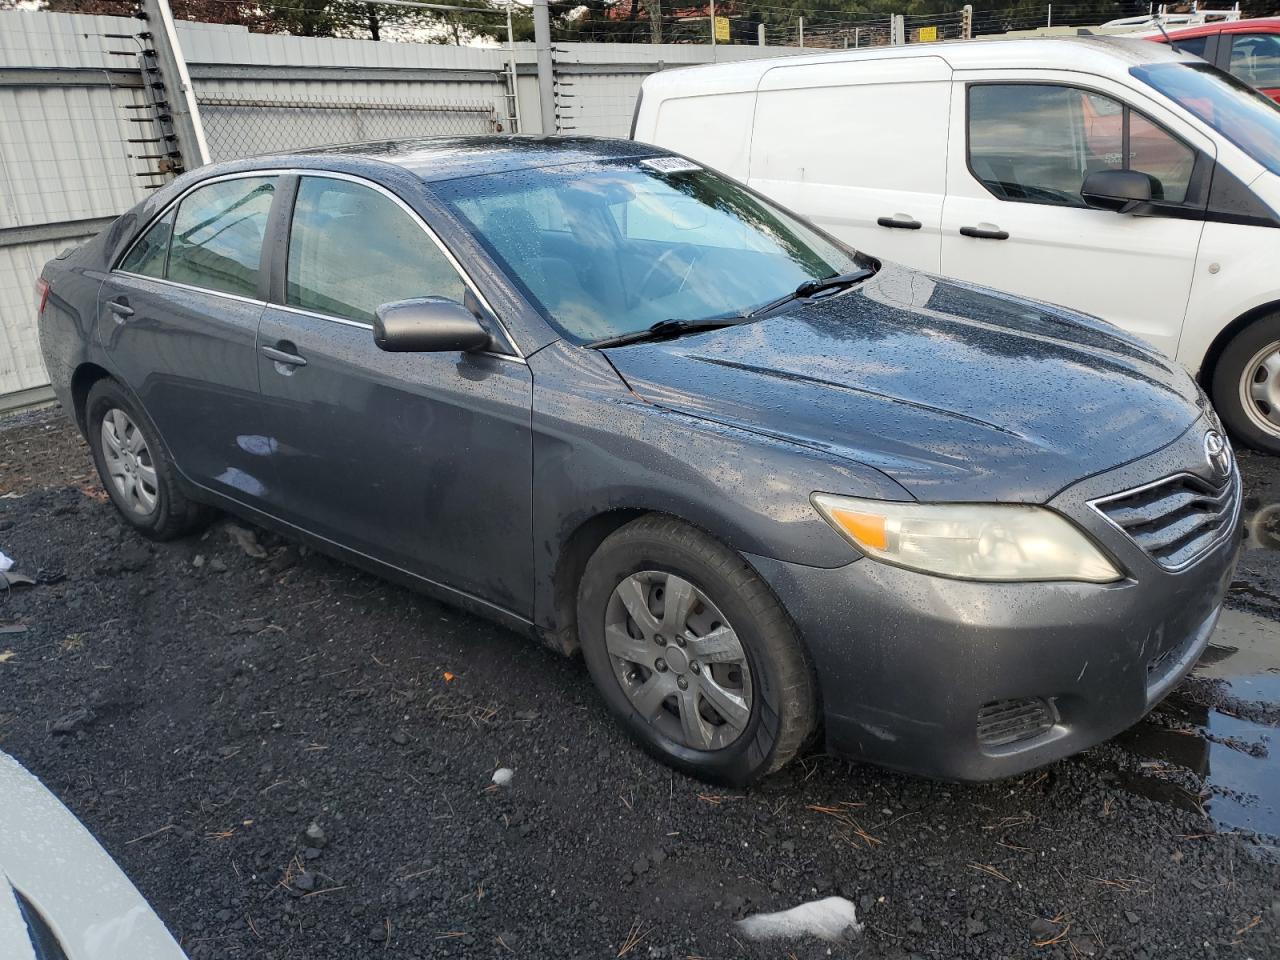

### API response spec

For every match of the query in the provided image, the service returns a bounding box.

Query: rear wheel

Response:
[1212,314,1280,454]
[578,515,817,785]
[85,379,212,540]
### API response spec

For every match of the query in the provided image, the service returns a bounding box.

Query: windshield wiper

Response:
[586,318,739,349]
[745,267,876,320]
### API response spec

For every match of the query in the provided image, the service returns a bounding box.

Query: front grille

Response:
[1092,471,1238,571]
[977,698,1055,747]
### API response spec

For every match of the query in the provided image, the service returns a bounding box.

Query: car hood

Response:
[604,265,1205,502]
[0,751,187,960]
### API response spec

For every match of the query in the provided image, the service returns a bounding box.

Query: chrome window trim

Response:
[110,166,525,361]
[114,269,267,308]
[1088,467,1242,572]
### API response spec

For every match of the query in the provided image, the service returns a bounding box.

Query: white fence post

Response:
[532,0,556,134]
[140,0,209,168]
[891,14,905,45]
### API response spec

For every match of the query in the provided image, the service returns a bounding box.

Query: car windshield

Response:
[432,158,865,343]
[1132,61,1280,175]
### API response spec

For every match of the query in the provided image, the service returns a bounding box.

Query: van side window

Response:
[1170,36,1209,59]
[968,84,1196,207]
[287,177,466,324]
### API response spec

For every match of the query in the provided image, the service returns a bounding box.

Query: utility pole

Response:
[139,0,209,168]
[962,4,972,39]
[532,0,556,134]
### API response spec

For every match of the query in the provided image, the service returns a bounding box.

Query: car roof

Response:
[639,35,1193,98]
[289,135,664,182]
[1158,16,1280,39]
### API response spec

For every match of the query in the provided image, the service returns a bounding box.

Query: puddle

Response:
[1114,608,1279,837]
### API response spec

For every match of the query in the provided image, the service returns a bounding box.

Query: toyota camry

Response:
[37,137,1241,785]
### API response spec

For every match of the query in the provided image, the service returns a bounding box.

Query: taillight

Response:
[35,278,50,316]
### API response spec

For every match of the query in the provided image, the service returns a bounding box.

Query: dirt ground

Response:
[1,405,1278,960]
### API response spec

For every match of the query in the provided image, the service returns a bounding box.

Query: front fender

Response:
[529,340,909,632]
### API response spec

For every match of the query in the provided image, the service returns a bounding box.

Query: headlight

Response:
[811,493,1123,583]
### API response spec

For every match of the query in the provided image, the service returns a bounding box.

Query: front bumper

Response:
[747,419,1242,782]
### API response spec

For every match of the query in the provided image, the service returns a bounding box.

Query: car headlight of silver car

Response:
[811,493,1123,583]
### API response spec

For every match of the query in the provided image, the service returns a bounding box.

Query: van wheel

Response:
[85,379,212,540]
[577,515,817,786]
[1212,313,1280,455]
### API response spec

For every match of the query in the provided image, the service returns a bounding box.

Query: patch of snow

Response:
[736,896,863,942]
[0,552,11,572]
[491,767,514,787]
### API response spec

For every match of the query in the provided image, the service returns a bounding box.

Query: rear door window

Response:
[286,176,466,324]
[968,83,1196,206]
[167,176,276,298]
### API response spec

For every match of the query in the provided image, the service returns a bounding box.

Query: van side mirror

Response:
[373,297,492,353]
[1081,170,1157,214]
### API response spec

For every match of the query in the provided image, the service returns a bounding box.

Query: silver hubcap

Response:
[1242,342,1280,437]
[604,570,753,752]
[100,408,158,516]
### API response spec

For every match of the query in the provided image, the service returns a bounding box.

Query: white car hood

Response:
[0,752,186,960]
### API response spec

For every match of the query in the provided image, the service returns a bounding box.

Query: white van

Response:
[633,37,1280,452]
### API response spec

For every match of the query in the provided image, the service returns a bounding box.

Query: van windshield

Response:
[1132,61,1280,175]
[432,158,866,343]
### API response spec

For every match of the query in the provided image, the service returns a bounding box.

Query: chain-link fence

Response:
[195,94,502,163]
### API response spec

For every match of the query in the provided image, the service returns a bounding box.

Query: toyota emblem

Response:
[1204,430,1232,479]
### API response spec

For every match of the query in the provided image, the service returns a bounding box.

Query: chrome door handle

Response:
[106,299,134,318]
[262,345,307,367]
[876,216,923,230]
[959,225,1010,240]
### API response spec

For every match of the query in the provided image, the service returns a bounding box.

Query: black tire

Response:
[85,378,212,540]
[577,515,817,786]
[1211,313,1280,455]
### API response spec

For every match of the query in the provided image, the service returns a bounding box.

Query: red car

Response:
[1151,17,1280,102]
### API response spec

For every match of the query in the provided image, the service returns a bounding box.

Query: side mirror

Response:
[373,297,492,353]
[1081,169,1157,213]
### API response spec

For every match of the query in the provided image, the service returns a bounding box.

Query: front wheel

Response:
[577,515,817,785]
[1212,314,1280,454]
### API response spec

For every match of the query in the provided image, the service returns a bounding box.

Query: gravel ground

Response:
[1,405,1278,960]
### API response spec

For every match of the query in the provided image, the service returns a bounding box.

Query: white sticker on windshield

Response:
[640,157,703,175]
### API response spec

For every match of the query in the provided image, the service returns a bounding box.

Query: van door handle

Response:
[959,225,1010,240]
[106,298,134,318]
[877,216,923,230]
[262,344,307,368]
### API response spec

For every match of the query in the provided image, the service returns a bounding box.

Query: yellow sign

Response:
[714,16,730,42]
[917,25,938,42]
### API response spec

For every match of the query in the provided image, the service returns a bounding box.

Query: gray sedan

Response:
[37,136,1241,784]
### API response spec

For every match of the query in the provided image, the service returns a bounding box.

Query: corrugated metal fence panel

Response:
[0,83,158,229]
[0,9,144,69]
[0,236,94,396]
[177,20,507,71]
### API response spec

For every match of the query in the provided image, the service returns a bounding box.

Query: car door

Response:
[255,173,535,616]
[747,57,952,272]
[99,174,278,503]
[939,75,1214,358]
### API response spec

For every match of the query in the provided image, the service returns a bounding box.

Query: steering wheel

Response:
[638,243,703,301]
